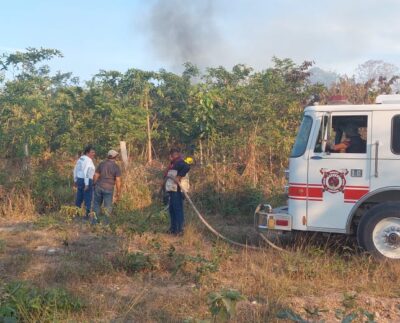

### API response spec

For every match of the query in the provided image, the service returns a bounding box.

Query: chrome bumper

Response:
[254,204,292,231]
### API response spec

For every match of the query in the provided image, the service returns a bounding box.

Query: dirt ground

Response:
[1,216,399,322]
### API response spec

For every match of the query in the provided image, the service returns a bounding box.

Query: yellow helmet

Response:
[184,157,194,165]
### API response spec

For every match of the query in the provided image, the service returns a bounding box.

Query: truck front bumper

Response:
[254,204,292,231]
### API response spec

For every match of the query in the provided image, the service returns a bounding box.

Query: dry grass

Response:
[1,215,400,322]
[1,163,400,322]
[0,189,36,219]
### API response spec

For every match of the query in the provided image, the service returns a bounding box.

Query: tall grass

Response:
[0,188,36,219]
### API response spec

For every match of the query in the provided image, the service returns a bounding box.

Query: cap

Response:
[107,150,119,158]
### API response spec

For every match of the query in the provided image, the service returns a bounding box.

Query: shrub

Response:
[0,281,83,322]
[195,183,265,221]
[115,252,158,273]
[207,289,244,322]
[31,165,74,213]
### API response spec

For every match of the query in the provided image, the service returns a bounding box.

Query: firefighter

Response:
[164,148,191,235]
[330,124,366,153]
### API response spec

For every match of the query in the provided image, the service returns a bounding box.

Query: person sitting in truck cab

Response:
[330,124,366,153]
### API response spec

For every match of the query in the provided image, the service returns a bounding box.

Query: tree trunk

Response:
[120,141,129,168]
[144,88,152,163]
[199,139,204,165]
[23,143,30,173]
[269,146,273,174]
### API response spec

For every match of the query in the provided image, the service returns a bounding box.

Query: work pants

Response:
[93,185,114,222]
[75,178,93,216]
[168,191,184,234]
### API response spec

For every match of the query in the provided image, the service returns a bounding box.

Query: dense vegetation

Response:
[1,47,399,218]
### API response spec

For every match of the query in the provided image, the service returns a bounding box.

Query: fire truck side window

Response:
[329,116,367,154]
[392,115,400,154]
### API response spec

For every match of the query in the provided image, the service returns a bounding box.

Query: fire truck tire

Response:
[357,202,400,260]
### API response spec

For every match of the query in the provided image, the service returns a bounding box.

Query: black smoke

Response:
[141,0,223,69]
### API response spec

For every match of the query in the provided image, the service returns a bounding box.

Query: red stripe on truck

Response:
[289,184,323,200]
[344,188,369,201]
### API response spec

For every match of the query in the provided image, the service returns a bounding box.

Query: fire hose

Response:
[165,176,288,253]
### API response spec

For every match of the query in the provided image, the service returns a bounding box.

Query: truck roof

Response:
[305,94,400,113]
[305,103,400,113]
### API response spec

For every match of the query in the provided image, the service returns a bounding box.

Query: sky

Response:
[1,0,400,81]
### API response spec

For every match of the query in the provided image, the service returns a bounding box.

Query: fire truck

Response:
[255,94,400,259]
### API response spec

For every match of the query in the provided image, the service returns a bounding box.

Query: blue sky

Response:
[1,0,400,80]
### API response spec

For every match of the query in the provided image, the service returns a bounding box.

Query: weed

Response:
[0,281,83,322]
[167,245,219,281]
[33,214,63,229]
[336,310,376,323]
[303,306,328,318]
[276,308,308,322]
[116,251,159,273]
[59,205,82,221]
[111,205,168,235]
[334,294,377,323]
[3,252,32,276]
[342,292,357,310]
[207,289,244,322]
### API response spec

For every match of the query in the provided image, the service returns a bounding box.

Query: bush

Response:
[195,183,265,221]
[31,165,73,213]
[115,252,158,273]
[0,281,83,322]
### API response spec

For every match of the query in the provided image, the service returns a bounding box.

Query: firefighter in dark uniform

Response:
[330,124,366,153]
[163,148,191,235]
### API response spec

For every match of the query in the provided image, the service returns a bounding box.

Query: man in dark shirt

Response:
[164,148,190,235]
[93,150,122,223]
[330,124,366,153]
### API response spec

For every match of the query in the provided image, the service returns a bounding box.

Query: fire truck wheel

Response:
[357,202,400,260]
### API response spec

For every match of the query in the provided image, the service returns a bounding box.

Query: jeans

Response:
[75,178,93,216]
[93,185,114,219]
[169,191,184,234]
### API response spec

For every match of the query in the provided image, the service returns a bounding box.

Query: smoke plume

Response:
[141,0,224,70]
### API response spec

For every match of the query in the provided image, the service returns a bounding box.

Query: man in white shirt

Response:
[73,145,96,219]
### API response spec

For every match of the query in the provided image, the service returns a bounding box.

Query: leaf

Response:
[335,308,344,320]
[215,308,229,323]
[277,309,309,323]
[341,312,358,323]
[221,298,234,317]
[361,309,376,323]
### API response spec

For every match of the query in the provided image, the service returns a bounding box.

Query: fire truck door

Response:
[370,111,400,191]
[307,112,372,231]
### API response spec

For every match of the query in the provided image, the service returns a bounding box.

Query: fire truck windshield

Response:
[291,115,313,158]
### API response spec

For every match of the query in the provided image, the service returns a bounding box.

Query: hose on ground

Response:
[165,176,288,253]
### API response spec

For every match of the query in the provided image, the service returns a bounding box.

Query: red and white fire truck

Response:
[255,94,400,259]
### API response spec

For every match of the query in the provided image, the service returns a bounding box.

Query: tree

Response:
[356,60,400,94]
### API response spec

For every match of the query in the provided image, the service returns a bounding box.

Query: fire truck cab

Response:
[256,95,400,259]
